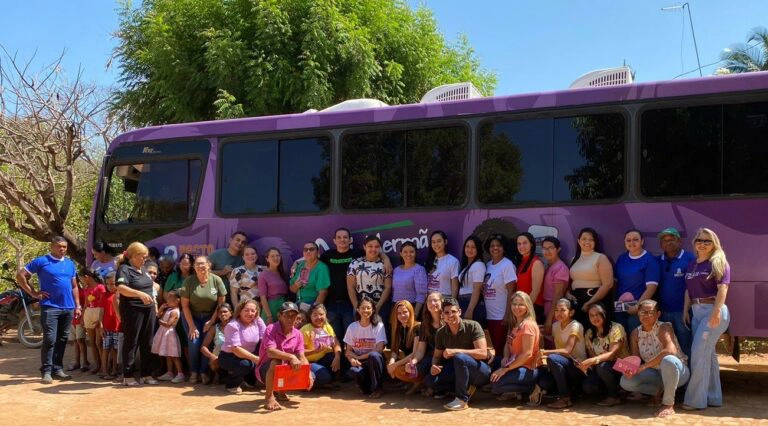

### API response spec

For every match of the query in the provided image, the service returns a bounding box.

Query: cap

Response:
[279,301,300,314]
[657,227,681,239]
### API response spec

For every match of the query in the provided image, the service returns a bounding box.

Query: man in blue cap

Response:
[656,227,695,358]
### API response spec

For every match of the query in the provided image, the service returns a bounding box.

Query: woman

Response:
[163,253,195,294]
[569,227,614,327]
[229,246,264,307]
[347,236,393,326]
[200,303,233,384]
[579,304,629,406]
[490,292,542,402]
[258,247,289,323]
[411,292,444,396]
[301,303,342,389]
[682,228,731,411]
[392,242,428,315]
[218,299,266,394]
[344,297,387,398]
[514,232,545,322]
[458,236,486,325]
[91,241,116,278]
[180,255,227,384]
[541,237,569,335]
[614,229,660,333]
[483,234,517,355]
[290,242,330,309]
[115,242,157,386]
[425,231,460,298]
[387,300,421,392]
[539,298,587,409]
[620,300,689,418]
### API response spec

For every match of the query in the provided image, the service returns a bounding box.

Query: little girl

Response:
[153,290,184,383]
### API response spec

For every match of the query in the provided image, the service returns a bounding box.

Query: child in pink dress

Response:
[152,290,184,383]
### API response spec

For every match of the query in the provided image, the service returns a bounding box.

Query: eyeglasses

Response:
[303,247,317,252]
[638,310,657,316]
[541,246,556,252]
[624,238,641,243]
[694,239,713,245]
[194,263,208,267]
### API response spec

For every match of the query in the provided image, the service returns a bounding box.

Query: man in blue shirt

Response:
[656,227,695,358]
[17,236,81,384]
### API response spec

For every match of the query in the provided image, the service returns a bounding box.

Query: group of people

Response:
[17,225,731,416]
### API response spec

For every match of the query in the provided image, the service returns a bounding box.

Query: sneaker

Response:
[200,373,211,385]
[123,378,140,386]
[157,372,174,381]
[141,376,159,385]
[189,372,199,384]
[467,385,477,401]
[52,370,72,381]
[443,397,468,411]
[171,373,186,384]
[226,386,243,394]
[41,372,53,384]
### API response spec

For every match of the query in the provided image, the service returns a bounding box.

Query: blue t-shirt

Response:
[25,254,77,309]
[615,250,660,301]
[657,249,696,312]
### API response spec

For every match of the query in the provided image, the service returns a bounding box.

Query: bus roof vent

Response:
[420,82,483,103]
[569,66,634,89]
[319,98,388,112]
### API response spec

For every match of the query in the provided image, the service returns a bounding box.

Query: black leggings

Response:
[121,304,155,377]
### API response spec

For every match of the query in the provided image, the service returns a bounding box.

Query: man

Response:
[209,231,248,292]
[428,297,491,411]
[16,236,81,384]
[257,301,311,411]
[657,227,695,358]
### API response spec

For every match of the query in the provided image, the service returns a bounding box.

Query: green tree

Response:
[720,27,768,73]
[111,0,496,126]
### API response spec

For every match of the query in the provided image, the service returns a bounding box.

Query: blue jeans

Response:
[458,295,486,327]
[684,304,729,408]
[310,352,337,388]
[544,354,584,397]
[582,361,621,397]
[218,351,256,389]
[491,366,539,394]
[181,313,211,374]
[348,351,385,394]
[661,311,692,360]
[621,355,690,406]
[40,307,73,374]
[429,353,491,401]
[326,301,354,342]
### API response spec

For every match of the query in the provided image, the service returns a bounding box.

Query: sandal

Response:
[547,397,573,409]
[527,384,544,406]
[597,397,621,407]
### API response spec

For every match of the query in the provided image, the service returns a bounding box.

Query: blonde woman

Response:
[682,228,730,411]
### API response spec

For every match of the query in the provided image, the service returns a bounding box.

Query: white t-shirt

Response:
[484,258,517,320]
[343,321,387,355]
[459,261,486,296]
[427,254,459,296]
[552,319,587,361]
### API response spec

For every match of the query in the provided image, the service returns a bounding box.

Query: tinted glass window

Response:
[105,159,203,224]
[219,137,330,214]
[478,113,624,204]
[341,126,467,209]
[640,101,768,197]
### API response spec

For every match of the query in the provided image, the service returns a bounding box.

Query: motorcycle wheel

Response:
[18,312,43,349]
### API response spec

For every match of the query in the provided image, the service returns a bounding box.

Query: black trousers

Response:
[120,304,155,377]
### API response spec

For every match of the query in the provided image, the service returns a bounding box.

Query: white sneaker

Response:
[141,376,159,385]
[444,397,468,411]
[171,373,185,384]
[189,372,199,384]
[157,372,174,381]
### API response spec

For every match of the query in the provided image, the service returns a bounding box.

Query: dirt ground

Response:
[1,339,767,426]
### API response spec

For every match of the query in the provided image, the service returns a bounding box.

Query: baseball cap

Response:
[657,227,681,239]
[279,301,300,314]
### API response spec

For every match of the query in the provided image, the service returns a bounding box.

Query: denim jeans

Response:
[545,353,584,397]
[310,352,337,387]
[218,351,256,389]
[40,307,73,374]
[582,361,621,397]
[348,351,385,394]
[684,304,729,408]
[661,311,692,359]
[491,366,539,394]
[429,353,491,401]
[620,355,690,406]
[182,313,211,374]
[326,301,354,342]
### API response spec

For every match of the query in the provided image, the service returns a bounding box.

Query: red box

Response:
[273,364,311,391]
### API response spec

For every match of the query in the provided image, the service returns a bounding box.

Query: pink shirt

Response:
[221,317,266,353]
[257,270,289,300]
[257,322,305,382]
[543,259,570,316]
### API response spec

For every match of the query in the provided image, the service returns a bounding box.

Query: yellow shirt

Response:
[300,322,336,362]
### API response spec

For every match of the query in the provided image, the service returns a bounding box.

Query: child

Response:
[100,275,121,379]
[294,310,309,329]
[153,290,184,383]
[67,278,89,372]
[82,269,106,374]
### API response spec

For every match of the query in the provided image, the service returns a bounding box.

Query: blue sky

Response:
[1,1,765,97]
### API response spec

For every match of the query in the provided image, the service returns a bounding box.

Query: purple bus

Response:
[90,72,768,339]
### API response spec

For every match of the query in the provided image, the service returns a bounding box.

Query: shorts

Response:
[83,307,104,329]
[103,331,120,350]
[69,324,86,340]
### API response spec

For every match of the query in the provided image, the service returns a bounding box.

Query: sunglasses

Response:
[303,247,317,252]
[694,239,713,245]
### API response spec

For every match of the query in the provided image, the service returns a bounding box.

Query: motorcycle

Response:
[0,263,43,348]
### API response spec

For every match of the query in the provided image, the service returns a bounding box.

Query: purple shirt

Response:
[685,260,730,299]
[221,317,267,353]
[392,264,428,304]
[543,259,570,316]
[257,270,289,300]
[257,322,305,380]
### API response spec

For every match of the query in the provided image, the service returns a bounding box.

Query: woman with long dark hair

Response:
[392,241,428,315]
[344,297,387,398]
[425,231,460,298]
[569,227,614,326]
[458,236,486,325]
[513,232,545,323]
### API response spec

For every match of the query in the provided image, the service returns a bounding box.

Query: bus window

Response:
[104,159,202,225]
